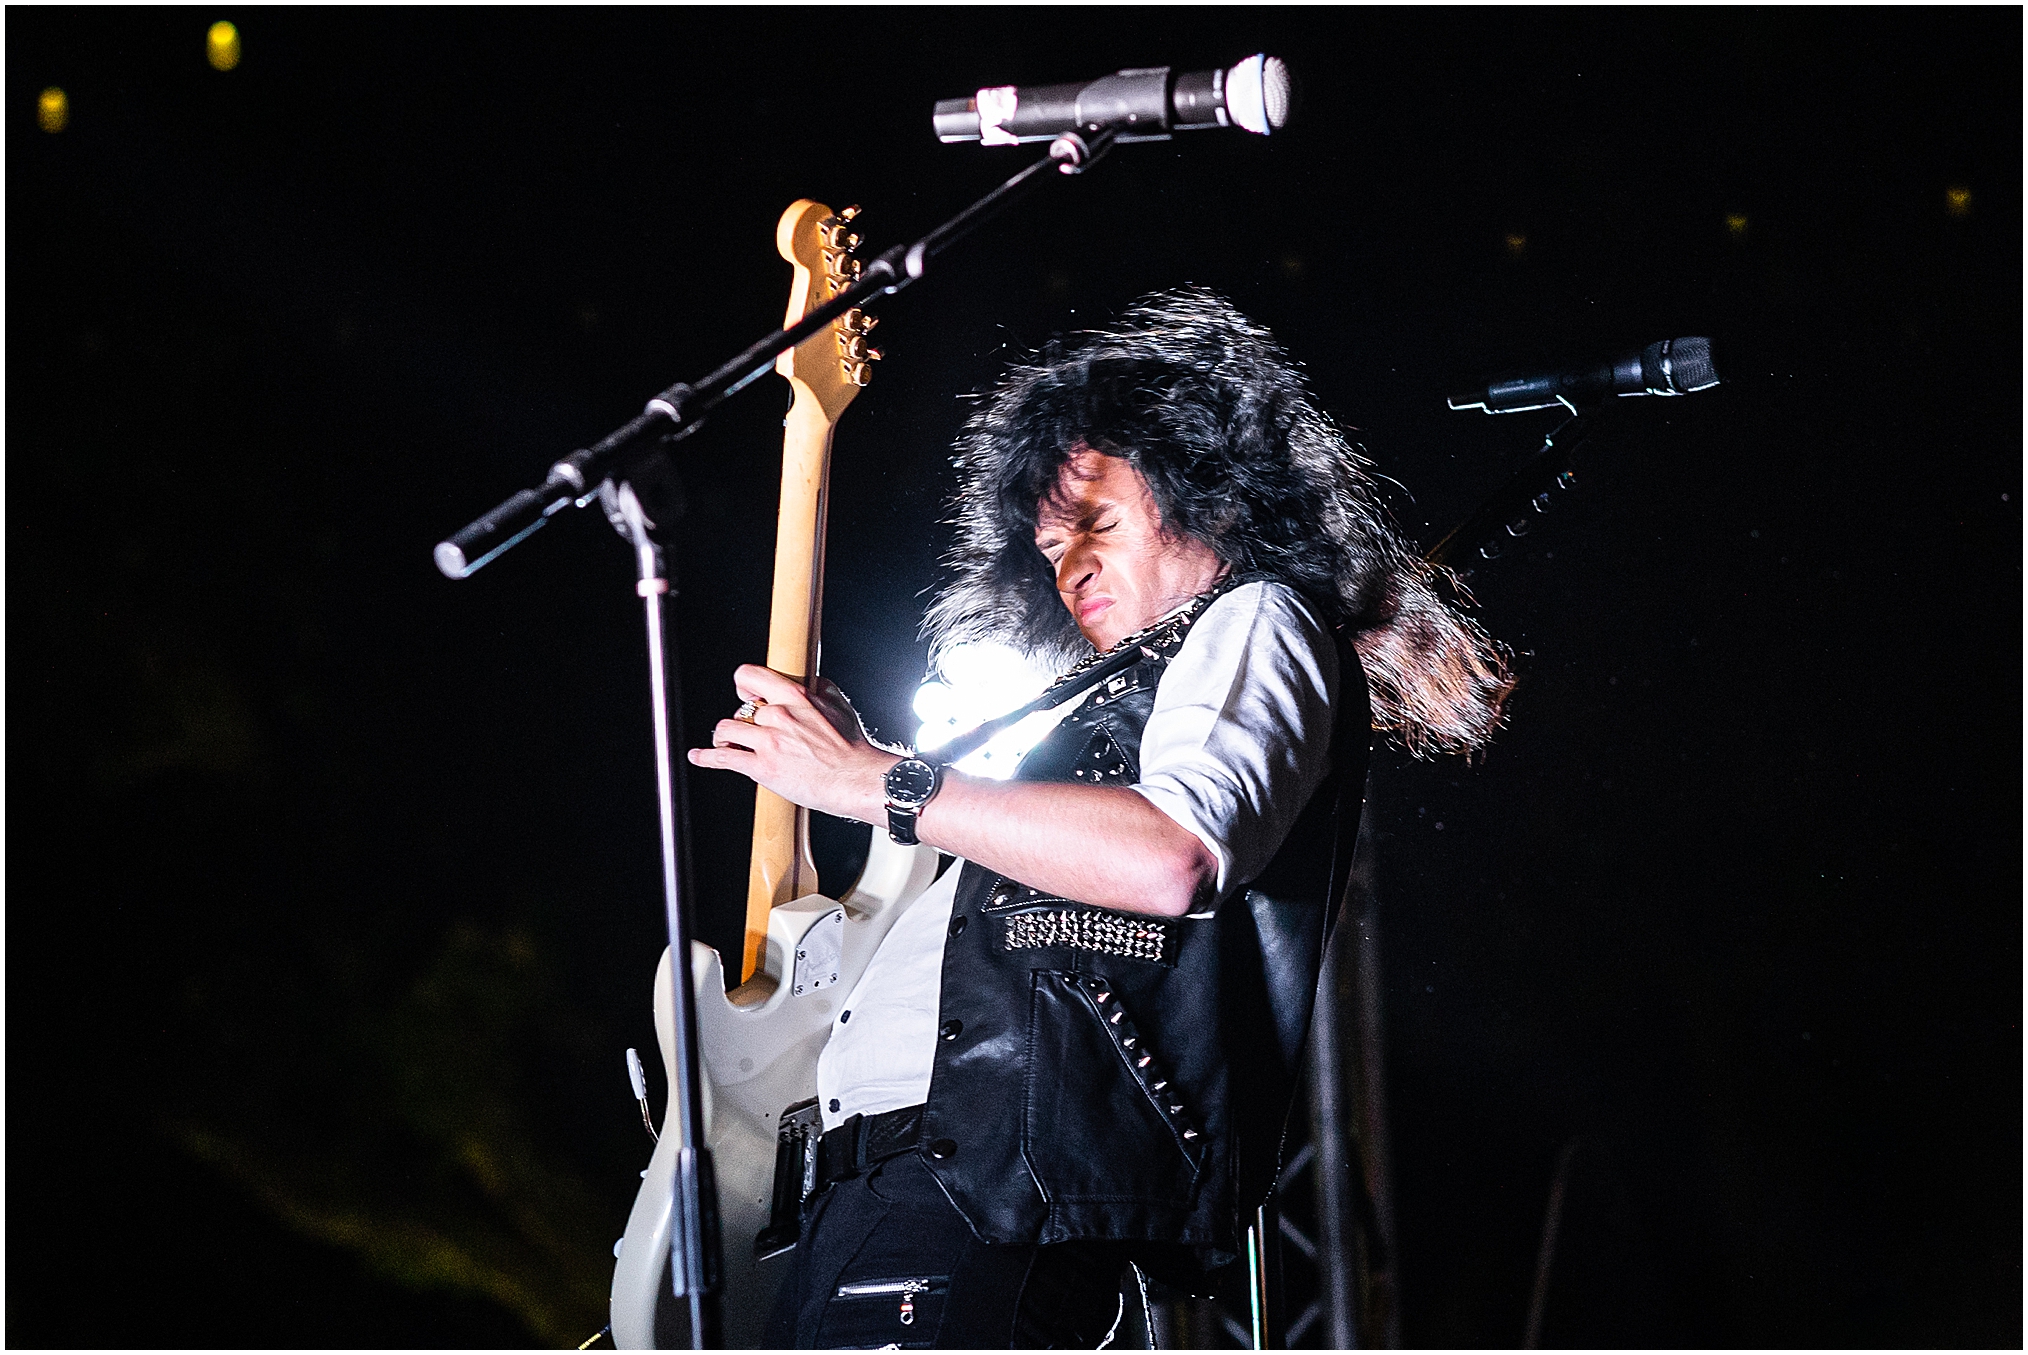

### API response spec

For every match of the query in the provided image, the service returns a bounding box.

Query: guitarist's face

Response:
[1035,448,1228,651]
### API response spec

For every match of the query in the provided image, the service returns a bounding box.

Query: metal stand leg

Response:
[612,480,721,1348]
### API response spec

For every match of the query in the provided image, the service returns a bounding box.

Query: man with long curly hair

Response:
[690,287,1509,1347]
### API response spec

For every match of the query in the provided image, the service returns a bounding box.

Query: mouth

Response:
[1076,596,1113,626]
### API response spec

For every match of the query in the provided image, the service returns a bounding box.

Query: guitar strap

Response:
[923,574,1252,768]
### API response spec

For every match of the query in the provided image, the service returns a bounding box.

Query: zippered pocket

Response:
[822,1275,950,1347]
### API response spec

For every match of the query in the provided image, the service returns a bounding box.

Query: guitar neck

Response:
[740,393,833,985]
[735,199,875,989]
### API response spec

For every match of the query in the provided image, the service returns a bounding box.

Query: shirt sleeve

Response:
[1129,581,1340,899]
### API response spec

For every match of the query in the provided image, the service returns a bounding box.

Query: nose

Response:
[1056,537,1098,596]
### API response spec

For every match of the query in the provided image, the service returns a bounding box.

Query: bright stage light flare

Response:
[208,22,241,72]
[913,641,1069,780]
[38,87,68,133]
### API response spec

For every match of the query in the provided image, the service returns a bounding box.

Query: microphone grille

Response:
[1261,56,1292,130]
[1226,54,1292,135]
[1662,336,1719,393]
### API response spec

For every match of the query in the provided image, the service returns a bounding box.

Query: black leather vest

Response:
[915,591,1370,1262]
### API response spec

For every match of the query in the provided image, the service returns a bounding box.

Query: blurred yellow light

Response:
[37,86,67,133]
[1725,213,1748,238]
[207,21,241,71]
[1504,233,1527,256]
[1945,185,1972,217]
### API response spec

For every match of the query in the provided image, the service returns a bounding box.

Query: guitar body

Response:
[610,831,943,1349]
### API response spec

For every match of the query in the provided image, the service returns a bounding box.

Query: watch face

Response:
[886,758,938,807]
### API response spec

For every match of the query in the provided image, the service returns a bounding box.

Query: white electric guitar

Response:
[609,201,944,1349]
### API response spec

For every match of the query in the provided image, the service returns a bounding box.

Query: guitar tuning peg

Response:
[839,204,861,221]
[844,310,877,334]
[842,231,862,252]
[841,335,884,362]
[844,360,872,386]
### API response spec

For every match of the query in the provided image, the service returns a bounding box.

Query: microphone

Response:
[1448,337,1721,414]
[933,54,1291,145]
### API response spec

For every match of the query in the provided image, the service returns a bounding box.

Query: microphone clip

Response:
[1049,129,1115,174]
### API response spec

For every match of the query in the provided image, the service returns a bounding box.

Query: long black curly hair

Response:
[922,285,1512,757]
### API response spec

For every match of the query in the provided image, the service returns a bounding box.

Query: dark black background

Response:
[7,8,2019,1349]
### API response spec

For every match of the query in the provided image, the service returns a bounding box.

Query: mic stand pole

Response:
[1423,409,1597,573]
[606,480,720,1348]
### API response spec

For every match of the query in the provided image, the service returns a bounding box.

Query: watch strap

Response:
[886,803,922,846]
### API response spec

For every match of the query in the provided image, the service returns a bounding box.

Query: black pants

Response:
[763,1151,1129,1349]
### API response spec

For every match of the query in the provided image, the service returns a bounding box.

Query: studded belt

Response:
[1001,905,1178,966]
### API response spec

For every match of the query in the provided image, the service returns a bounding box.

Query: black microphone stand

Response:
[604,478,720,1347]
[1423,408,1597,573]
[434,127,1121,581]
[433,126,1123,1350]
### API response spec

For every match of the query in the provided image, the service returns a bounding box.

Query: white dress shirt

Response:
[816,581,1340,1130]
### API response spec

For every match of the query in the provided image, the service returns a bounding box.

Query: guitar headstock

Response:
[775,199,882,423]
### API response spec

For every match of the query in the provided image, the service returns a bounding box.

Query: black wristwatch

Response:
[883,757,943,846]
